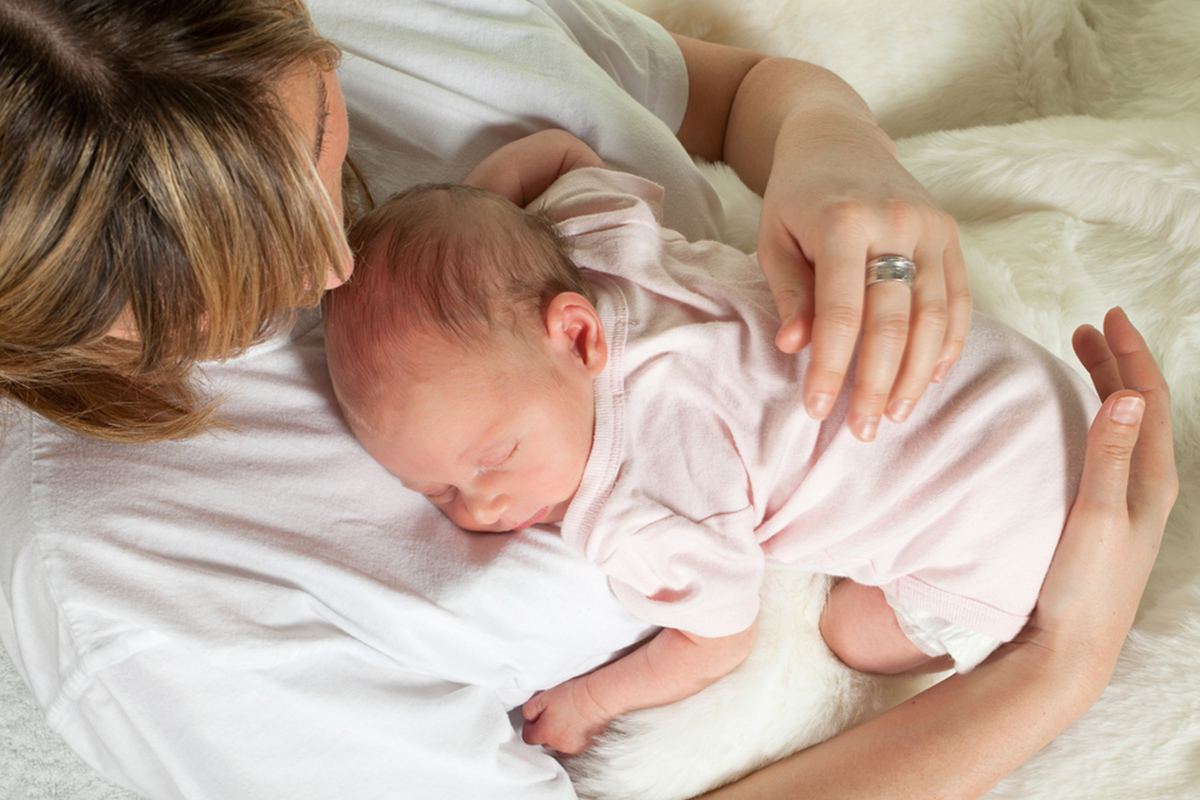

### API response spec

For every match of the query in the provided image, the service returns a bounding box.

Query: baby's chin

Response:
[449,497,576,534]
[543,498,572,525]
[509,499,571,532]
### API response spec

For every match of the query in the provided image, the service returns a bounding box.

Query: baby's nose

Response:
[465,493,512,527]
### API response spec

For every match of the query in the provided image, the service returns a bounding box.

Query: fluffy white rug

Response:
[3,1,1198,798]
[567,2,1200,799]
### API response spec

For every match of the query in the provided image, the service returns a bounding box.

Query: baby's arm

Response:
[522,621,758,755]
[464,129,605,206]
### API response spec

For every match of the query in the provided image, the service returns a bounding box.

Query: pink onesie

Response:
[535,169,1098,669]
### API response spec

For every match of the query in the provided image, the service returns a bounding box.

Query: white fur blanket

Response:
[3,1,1198,798]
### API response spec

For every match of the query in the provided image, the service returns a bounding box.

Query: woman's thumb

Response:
[755,230,815,354]
[1076,391,1144,513]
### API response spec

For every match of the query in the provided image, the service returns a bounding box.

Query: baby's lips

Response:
[511,506,550,531]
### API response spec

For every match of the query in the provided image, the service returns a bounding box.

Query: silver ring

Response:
[865,255,916,287]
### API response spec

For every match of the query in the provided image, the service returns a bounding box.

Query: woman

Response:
[0,1,1176,798]
[1,0,968,444]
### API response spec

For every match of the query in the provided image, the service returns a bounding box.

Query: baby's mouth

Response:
[510,506,550,531]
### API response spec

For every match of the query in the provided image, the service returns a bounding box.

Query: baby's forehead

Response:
[359,369,513,463]
[364,339,520,417]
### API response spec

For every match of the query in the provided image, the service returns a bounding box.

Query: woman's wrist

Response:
[981,633,1108,715]
[725,57,880,195]
[1006,620,1125,710]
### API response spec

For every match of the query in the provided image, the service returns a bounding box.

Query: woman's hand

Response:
[1020,307,1178,684]
[755,115,970,441]
[671,35,970,441]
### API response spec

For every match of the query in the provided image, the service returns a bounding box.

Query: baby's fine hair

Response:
[322,183,593,423]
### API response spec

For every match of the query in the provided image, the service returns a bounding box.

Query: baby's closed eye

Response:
[477,442,519,471]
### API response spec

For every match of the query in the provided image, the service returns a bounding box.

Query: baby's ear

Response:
[545,292,607,377]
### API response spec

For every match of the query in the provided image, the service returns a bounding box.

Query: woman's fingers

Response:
[1102,308,1178,522]
[876,244,948,426]
[799,229,873,423]
[934,237,971,382]
[1071,323,1122,400]
[758,191,968,440]
[1104,308,1167,403]
[757,211,880,424]
[759,221,816,356]
[1075,391,1144,520]
[849,280,916,440]
[877,233,971,419]
[1074,308,1178,523]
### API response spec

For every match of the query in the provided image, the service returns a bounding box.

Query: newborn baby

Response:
[322,133,1097,755]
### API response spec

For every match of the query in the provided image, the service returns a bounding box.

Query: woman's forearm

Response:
[699,639,1099,800]
[670,34,886,195]
[724,58,889,198]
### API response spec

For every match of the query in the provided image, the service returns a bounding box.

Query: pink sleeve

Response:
[532,167,665,230]
[595,505,764,639]
[569,364,768,640]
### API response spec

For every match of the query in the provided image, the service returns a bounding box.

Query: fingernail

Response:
[887,399,915,423]
[932,362,952,383]
[1110,396,1144,426]
[808,392,834,420]
[858,416,879,442]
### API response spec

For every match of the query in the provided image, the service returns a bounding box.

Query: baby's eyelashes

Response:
[477,441,519,471]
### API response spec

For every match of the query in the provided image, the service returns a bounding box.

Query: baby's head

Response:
[323,183,607,532]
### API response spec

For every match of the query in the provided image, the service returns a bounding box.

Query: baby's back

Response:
[545,167,1098,643]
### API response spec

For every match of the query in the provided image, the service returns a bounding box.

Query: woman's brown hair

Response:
[0,0,346,441]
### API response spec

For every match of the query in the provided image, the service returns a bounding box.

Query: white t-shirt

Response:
[0,2,705,798]
[316,0,722,241]
[539,169,1097,655]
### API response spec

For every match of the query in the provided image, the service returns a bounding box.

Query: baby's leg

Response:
[819,579,953,674]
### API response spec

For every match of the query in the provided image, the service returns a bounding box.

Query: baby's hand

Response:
[465,129,604,207]
[521,675,613,756]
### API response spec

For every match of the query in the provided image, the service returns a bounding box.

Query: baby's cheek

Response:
[431,499,464,527]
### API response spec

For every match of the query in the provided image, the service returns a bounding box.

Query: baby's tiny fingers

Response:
[523,692,546,722]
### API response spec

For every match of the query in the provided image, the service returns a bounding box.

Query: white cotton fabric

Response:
[314,0,722,242]
[0,316,656,800]
[0,2,705,798]
[887,599,1002,672]
[540,168,1099,652]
